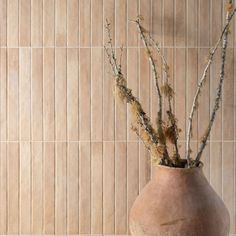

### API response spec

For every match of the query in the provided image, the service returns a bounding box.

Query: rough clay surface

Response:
[129,165,230,236]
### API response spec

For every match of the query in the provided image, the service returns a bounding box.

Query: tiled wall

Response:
[0,0,235,235]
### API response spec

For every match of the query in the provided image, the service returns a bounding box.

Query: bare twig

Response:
[186,5,236,166]
[195,2,234,164]
[148,35,180,162]
[131,125,151,153]
[104,19,172,166]
[134,17,170,161]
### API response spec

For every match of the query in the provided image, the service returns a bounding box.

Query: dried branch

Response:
[186,5,236,166]
[104,20,172,165]
[134,17,170,161]
[148,35,180,163]
[195,2,235,164]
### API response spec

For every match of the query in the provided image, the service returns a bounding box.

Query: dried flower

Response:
[227,2,234,13]
[161,83,174,98]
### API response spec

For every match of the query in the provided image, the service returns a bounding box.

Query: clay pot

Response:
[129,165,230,236]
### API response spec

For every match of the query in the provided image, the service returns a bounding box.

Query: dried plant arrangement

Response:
[104,2,236,168]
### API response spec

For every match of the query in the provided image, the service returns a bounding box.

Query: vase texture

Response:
[129,165,230,236]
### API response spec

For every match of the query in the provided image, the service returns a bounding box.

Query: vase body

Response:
[129,165,230,236]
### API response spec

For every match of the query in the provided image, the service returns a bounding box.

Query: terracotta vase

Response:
[129,165,230,236]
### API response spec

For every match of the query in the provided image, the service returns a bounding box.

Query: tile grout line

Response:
[2,46,236,49]
[42,0,44,233]
[114,0,117,233]
[90,0,92,234]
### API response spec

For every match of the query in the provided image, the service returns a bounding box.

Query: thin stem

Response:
[104,20,173,165]
[186,6,236,165]
[134,18,170,160]
[149,35,180,161]
[195,2,234,164]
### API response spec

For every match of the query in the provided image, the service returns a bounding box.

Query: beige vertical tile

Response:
[43,142,55,234]
[91,142,103,234]
[139,48,150,189]
[115,0,127,47]
[198,48,210,176]
[223,49,234,140]
[8,48,19,141]
[202,145,210,180]
[104,0,115,43]
[163,0,174,46]
[55,142,67,234]
[31,0,43,46]
[210,142,222,196]
[211,0,222,46]
[0,142,7,234]
[55,0,67,46]
[32,49,43,140]
[0,48,7,234]
[67,48,79,141]
[127,48,139,141]
[79,48,91,140]
[223,0,234,48]
[19,0,31,46]
[127,0,138,46]
[235,142,236,233]
[32,142,43,234]
[103,57,115,140]
[19,48,31,140]
[19,142,31,234]
[139,143,150,191]
[67,142,79,234]
[233,5,236,48]
[43,48,55,141]
[190,142,199,165]
[91,48,103,141]
[43,0,55,46]
[67,0,79,46]
[103,0,115,141]
[91,0,103,46]
[115,48,127,141]
[175,0,186,47]
[127,141,139,233]
[223,142,235,233]
[55,48,67,140]
[0,0,7,46]
[175,49,186,141]
[7,0,19,46]
[210,0,222,140]
[210,50,222,140]
[0,48,7,141]
[152,0,162,45]
[187,0,198,47]
[199,0,210,47]
[178,141,186,160]
[187,49,198,146]
[79,0,91,47]
[115,142,127,234]
[103,141,115,234]
[19,45,31,230]
[8,143,19,234]
[79,141,91,234]
[235,48,236,141]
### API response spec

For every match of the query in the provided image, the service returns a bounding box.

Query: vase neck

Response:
[152,165,205,187]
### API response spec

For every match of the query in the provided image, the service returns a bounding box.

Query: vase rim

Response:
[153,162,203,171]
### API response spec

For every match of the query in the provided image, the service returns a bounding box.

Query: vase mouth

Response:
[153,162,203,171]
